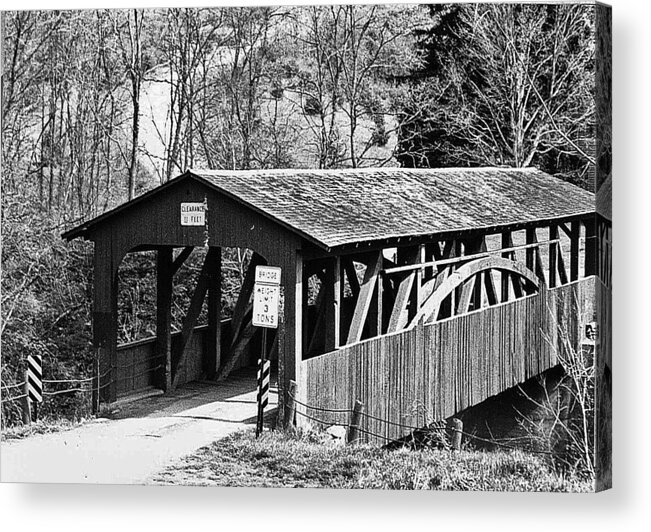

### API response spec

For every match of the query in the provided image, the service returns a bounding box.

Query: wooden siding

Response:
[88,178,301,276]
[302,277,594,444]
[115,320,258,397]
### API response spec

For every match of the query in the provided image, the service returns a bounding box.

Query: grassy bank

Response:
[151,429,591,491]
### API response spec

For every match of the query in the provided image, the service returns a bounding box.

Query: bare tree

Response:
[414,4,594,183]
[111,9,146,200]
[291,5,426,168]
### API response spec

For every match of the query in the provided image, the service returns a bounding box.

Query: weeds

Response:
[517,293,596,481]
[151,429,591,491]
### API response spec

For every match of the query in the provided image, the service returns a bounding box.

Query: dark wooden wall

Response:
[114,320,260,397]
[88,176,303,403]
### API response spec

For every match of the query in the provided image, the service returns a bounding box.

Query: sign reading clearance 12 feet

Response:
[180,202,206,226]
[253,265,282,328]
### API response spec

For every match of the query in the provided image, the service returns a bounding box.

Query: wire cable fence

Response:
[1,360,162,411]
[288,391,554,455]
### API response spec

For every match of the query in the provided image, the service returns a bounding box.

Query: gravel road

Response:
[0,369,277,485]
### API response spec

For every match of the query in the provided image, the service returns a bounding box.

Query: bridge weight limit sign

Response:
[253,266,281,437]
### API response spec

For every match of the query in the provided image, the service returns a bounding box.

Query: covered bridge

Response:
[64,167,597,440]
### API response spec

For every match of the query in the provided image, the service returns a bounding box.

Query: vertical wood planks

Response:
[302,278,591,444]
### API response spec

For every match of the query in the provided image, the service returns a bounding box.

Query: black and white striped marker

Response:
[27,355,43,403]
[256,358,271,437]
[257,359,270,409]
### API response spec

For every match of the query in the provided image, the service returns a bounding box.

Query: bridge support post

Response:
[205,247,222,379]
[93,239,120,403]
[156,246,173,392]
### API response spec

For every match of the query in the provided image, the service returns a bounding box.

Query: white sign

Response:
[253,284,280,328]
[255,265,282,285]
[253,265,282,328]
[180,202,206,226]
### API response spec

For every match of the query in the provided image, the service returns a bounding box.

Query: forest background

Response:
[1,3,599,424]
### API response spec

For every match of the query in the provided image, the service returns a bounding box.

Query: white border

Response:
[2,1,650,531]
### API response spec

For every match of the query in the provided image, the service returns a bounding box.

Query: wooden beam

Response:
[584,217,597,277]
[556,240,568,285]
[387,247,419,333]
[424,243,437,280]
[467,238,484,310]
[483,270,499,305]
[525,228,536,271]
[307,285,327,355]
[156,246,173,392]
[458,274,477,314]
[549,225,558,288]
[230,252,265,347]
[324,256,341,351]
[290,255,304,426]
[436,240,456,319]
[414,256,542,325]
[93,241,119,403]
[569,221,580,281]
[453,240,462,313]
[342,258,361,299]
[346,251,383,344]
[501,231,511,302]
[526,228,546,283]
[205,247,221,379]
[171,246,194,275]
[216,312,256,381]
[216,252,278,381]
[269,329,279,360]
[172,248,219,390]
[368,270,383,338]
[301,265,310,356]
[511,268,524,298]
[409,245,425,321]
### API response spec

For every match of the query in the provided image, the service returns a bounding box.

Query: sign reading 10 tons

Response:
[253,265,281,437]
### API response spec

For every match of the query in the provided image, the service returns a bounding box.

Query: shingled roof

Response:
[192,167,594,248]
[64,167,595,250]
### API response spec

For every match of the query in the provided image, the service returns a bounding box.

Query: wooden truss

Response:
[301,220,587,360]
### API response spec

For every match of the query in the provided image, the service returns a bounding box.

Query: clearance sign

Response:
[252,266,281,328]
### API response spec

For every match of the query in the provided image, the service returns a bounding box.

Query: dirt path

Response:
[0,369,277,485]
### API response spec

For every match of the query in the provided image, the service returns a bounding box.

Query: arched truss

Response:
[411,256,543,325]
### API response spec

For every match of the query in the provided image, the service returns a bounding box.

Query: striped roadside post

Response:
[27,355,43,421]
[256,357,271,437]
[252,265,281,437]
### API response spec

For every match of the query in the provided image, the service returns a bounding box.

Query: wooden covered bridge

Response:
[63,167,598,443]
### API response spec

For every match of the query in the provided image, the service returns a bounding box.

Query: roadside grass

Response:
[151,428,591,492]
[0,416,93,442]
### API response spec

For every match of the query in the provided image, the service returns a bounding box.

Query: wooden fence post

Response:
[21,379,31,426]
[450,418,463,451]
[284,380,297,430]
[348,400,364,444]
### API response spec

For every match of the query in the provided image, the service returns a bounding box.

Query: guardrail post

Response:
[347,400,364,444]
[284,380,297,430]
[450,418,463,451]
[21,379,31,426]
